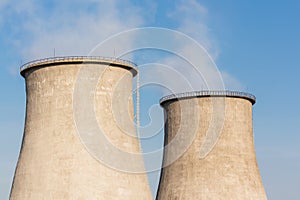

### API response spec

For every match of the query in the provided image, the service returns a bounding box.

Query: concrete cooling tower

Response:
[10,57,152,200]
[157,91,267,200]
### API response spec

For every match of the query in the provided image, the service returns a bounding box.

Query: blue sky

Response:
[1,0,300,199]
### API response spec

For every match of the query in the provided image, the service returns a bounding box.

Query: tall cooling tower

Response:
[157,91,267,199]
[10,57,152,200]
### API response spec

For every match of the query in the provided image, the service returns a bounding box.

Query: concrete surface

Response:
[10,58,152,200]
[157,95,267,200]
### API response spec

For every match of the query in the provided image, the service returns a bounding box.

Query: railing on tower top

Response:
[20,56,138,72]
[160,90,256,105]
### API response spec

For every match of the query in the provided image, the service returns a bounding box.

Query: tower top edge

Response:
[160,90,256,105]
[20,56,138,77]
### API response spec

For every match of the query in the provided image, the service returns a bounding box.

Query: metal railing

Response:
[160,90,256,105]
[20,56,137,72]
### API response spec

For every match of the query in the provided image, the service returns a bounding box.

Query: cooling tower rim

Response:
[160,90,256,105]
[20,56,138,77]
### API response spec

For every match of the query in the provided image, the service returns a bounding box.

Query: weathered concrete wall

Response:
[157,96,267,200]
[10,60,152,200]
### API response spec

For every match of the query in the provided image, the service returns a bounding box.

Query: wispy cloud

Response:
[220,70,246,91]
[0,0,8,10]
[169,0,219,59]
[0,0,9,27]
[141,0,224,93]
[3,0,244,89]
[5,0,145,60]
[163,0,244,91]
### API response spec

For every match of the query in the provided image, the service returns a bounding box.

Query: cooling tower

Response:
[157,91,267,200]
[10,57,152,200]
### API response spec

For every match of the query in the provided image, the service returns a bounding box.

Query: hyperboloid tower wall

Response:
[10,57,152,200]
[157,91,267,199]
